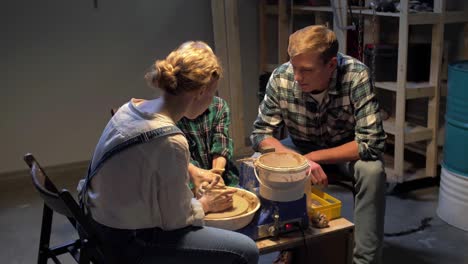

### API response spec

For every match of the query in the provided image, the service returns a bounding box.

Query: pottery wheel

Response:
[205,194,249,219]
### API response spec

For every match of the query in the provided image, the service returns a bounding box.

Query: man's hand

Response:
[307,160,328,187]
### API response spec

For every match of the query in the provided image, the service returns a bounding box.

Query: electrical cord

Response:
[384,217,433,237]
[297,223,309,261]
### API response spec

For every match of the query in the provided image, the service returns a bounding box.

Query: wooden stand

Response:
[257,218,354,264]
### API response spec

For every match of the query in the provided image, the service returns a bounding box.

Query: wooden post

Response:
[278,0,289,64]
[363,16,380,47]
[426,0,445,177]
[259,0,267,73]
[332,0,348,53]
[394,0,409,182]
[211,0,249,156]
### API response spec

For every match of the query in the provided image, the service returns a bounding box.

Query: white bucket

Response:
[254,152,309,202]
[437,166,468,231]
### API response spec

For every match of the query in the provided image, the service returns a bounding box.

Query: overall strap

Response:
[79,125,183,212]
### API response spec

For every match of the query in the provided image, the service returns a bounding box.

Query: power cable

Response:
[384,217,433,237]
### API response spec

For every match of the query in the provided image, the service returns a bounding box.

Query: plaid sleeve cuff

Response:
[210,146,231,159]
[250,133,273,152]
[356,137,385,160]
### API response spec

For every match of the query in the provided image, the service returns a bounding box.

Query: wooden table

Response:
[256,218,354,264]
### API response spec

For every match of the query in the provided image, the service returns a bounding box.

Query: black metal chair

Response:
[110,108,118,117]
[24,153,104,264]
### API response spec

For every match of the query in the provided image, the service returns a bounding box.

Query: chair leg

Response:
[78,246,90,264]
[38,204,54,264]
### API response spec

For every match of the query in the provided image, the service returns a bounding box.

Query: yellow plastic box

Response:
[307,186,342,221]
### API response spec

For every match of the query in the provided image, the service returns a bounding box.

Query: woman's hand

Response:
[307,159,328,187]
[198,188,237,213]
[192,168,225,196]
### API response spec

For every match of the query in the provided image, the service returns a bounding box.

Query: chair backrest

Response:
[24,154,76,217]
[110,107,118,116]
[24,154,100,238]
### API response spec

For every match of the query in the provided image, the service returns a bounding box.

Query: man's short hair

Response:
[288,25,339,63]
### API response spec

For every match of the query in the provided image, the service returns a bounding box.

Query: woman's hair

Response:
[145,41,222,95]
[288,25,339,64]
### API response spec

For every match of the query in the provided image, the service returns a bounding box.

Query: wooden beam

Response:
[426,0,445,177]
[363,15,380,47]
[278,0,289,64]
[332,0,347,53]
[211,0,248,155]
[259,0,267,73]
[393,0,409,182]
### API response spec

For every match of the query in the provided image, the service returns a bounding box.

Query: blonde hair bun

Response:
[145,41,222,95]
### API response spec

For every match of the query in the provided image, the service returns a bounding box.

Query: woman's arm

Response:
[156,136,205,230]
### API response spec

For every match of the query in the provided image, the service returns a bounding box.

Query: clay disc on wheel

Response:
[205,194,249,219]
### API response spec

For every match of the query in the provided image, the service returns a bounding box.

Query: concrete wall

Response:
[1,0,259,174]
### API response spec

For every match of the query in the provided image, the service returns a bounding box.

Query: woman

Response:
[80,41,259,264]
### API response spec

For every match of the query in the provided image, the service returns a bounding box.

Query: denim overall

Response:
[79,125,183,214]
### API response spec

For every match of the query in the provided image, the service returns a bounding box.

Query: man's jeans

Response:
[281,137,386,264]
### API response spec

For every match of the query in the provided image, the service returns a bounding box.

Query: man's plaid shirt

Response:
[251,53,386,161]
[177,96,239,186]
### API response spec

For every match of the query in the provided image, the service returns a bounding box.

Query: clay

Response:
[310,210,329,228]
[258,152,306,168]
[205,194,249,219]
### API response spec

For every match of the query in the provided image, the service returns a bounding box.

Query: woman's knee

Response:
[230,232,259,264]
[204,228,259,264]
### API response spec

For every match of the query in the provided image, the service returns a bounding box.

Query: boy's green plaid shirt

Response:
[177,96,239,186]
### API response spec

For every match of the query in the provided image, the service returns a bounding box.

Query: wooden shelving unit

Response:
[259,0,468,183]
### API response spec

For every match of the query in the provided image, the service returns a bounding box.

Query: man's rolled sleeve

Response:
[351,70,387,160]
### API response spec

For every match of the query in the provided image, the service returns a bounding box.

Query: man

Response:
[251,25,387,264]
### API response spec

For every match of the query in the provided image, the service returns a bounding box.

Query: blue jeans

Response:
[281,137,386,264]
[91,219,259,264]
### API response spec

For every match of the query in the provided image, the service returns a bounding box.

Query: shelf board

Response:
[443,11,468,24]
[288,5,468,24]
[406,11,468,25]
[386,136,444,164]
[350,7,468,24]
[291,5,333,13]
[375,82,436,99]
[383,117,433,143]
[383,154,432,183]
[349,7,401,17]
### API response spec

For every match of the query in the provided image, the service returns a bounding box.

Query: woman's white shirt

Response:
[86,99,205,230]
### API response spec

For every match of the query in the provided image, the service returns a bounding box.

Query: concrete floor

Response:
[1,166,467,264]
